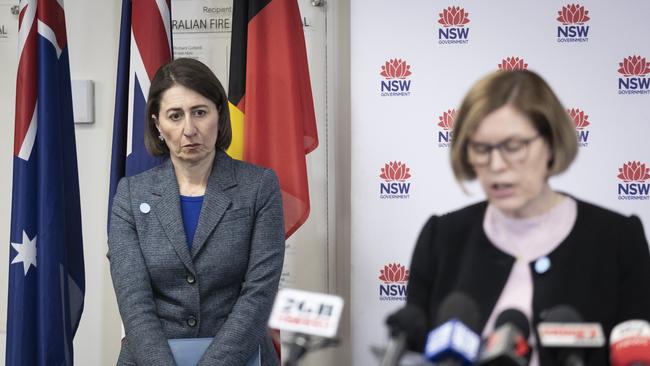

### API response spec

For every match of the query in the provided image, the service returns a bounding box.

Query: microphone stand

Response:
[282,333,339,366]
[283,334,310,366]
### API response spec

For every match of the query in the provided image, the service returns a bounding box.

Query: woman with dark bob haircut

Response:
[405,70,650,365]
[108,58,285,366]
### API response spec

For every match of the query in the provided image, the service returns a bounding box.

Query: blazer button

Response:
[187,316,197,327]
[186,274,195,284]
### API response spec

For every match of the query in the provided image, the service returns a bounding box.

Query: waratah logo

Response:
[567,108,590,147]
[618,56,650,94]
[618,161,650,183]
[617,161,650,200]
[437,109,456,148]
[380,59,412,79]
[569,108,590,129]
[438,6,470,27]
[618,56,650,77]
[378,263,409,301]
[437,6,470,44]
[556,4,590,42]
[379,263,410,283]
[557,4,590,24]
[380,59,412,97]
[498,57,528,71]
[380,161,411,182]
[379,161,412,199]
[438,109,456,130]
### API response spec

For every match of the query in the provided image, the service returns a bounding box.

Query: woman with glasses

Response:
[406,70,650,365]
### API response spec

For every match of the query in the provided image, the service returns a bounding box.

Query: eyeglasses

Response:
[467,135,541,167]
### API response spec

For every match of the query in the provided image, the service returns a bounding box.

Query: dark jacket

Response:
[407,199,650,365]
[108,151,285,366]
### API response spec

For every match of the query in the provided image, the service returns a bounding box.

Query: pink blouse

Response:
[482,195,577,366]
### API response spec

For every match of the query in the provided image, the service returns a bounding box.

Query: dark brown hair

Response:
[144,58,231,156]
[451,70,577,181]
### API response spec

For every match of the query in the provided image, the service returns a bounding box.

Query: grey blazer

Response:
[108,151,284,366]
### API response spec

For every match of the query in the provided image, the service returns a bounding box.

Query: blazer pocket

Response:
[221,207,251,223]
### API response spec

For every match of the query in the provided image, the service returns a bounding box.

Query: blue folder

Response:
[168,338,261,366]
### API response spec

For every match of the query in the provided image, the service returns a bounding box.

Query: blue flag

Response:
[7,1,85,365]
[108,0,172,221]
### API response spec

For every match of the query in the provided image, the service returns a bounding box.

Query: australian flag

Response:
[7,1,85,365]
[108,0,172,218]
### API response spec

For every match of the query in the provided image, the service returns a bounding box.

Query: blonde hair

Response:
[451,70,577,181]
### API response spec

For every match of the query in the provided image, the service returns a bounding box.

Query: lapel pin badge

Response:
[140,203,151,214]
[534,256,551,274]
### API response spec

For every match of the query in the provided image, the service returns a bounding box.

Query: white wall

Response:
[65,1,124,364]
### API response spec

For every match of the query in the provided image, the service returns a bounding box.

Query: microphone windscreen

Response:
[610,319,650,366]
[386,304,428,346]
[495,308,530,339]
[435,292,481,333]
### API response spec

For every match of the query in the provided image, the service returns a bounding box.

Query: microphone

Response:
[379,304,428,366]
[477,308,531,366]
[610,319,650,366]
[267,288,344,366]
[537,305,605,366]
[424,292,482,366]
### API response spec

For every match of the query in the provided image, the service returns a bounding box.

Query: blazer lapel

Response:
[190,151,237,258]
[153,159,195,272]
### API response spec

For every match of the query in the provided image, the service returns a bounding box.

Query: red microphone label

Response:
[537,322,605,347]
